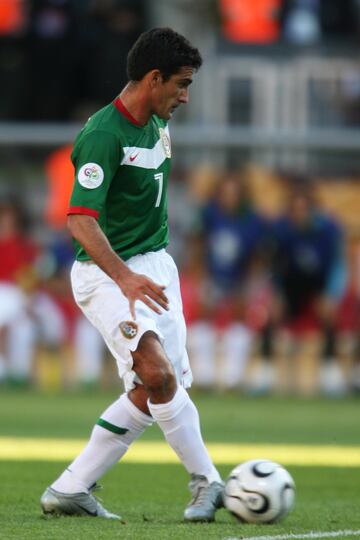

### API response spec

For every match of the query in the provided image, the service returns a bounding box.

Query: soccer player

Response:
[40,28,224,522]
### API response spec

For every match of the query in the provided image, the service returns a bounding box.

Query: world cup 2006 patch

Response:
[119,321,138,339]
[77,162,104,189]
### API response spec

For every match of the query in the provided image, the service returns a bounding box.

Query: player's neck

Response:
[119,83,152,126]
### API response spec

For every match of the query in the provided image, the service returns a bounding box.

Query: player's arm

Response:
[67,214,168,318]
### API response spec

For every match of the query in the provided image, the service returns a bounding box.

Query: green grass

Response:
[1,389,360,540]
[1,463,360,540]
[1,389,359,444]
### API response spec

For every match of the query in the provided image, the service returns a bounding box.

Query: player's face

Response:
[154,67,194,120]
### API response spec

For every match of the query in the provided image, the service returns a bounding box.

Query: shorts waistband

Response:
[127,248,167,264]
[74,249,168,268]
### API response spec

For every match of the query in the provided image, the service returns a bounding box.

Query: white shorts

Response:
[70,249,192,392]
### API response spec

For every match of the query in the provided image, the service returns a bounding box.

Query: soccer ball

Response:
[224,459,295,523]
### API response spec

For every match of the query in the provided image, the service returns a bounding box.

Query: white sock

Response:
[52,393,153,493]
[148,386,221,484]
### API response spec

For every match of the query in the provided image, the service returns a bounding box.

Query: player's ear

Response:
[148,69,163,88]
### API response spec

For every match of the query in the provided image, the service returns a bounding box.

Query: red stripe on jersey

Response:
[113,97,142,126]
[67,206,99,219]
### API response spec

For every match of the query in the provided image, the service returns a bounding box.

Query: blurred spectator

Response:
[180,234,217,389]
[39,231,105,388]
[0,197,73,386]
[270,180,348,395]
[219,0,282,44]
[238,249,276,394]
[0,0,26,36]
[167,168,200,264]
[43,144,105,387]
[218,0,360,47]
[280,0,360,44]
[340,236,360,393]
[0,198,38,384]
[45,144,74,230]
[185,171,269,390]
[281,0,321,45]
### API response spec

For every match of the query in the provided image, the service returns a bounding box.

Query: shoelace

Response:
[91,485,123,522]
[191,481,211,506]
[89,483,105,504]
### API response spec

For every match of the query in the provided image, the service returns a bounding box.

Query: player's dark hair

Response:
[127,27,202,82]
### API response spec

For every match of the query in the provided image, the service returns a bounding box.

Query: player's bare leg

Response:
[131,332,224,522]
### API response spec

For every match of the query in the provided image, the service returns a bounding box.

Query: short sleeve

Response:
[68,130,121,219]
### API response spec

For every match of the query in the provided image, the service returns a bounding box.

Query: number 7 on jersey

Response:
[154,173,163,207]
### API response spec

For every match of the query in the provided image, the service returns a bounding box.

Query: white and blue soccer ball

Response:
[224,459,295,523]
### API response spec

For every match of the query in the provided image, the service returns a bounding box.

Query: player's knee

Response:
[144,363,177,401]
[132,331,177,400]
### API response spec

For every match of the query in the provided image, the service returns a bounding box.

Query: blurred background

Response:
[1,0,360,397]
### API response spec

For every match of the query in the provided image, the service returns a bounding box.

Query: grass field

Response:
[0,389,359,540]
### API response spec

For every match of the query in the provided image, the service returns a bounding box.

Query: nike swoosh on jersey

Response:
[121,126,170,169]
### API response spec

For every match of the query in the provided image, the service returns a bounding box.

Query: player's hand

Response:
[117,270,169,319]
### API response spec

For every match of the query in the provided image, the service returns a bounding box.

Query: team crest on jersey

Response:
[119,321,138,339]
[77,163,104,189]
[159,128,171,158]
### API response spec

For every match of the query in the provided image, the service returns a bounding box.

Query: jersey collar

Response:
[113,97,142,127]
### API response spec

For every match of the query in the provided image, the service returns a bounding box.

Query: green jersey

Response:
[68,97,171,261]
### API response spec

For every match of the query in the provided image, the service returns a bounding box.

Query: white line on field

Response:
[223,528,360,540]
